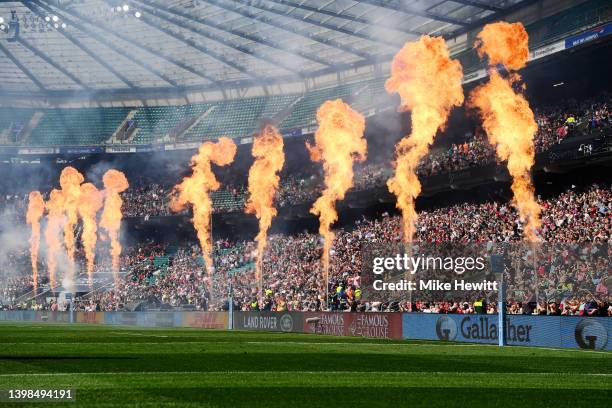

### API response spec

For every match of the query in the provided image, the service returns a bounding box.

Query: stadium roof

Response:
[0,0,531,97]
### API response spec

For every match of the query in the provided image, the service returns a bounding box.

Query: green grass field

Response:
[0,322,610,407]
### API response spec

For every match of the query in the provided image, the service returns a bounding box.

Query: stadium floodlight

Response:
[61,22,67,29]
[52,15,59,22]
[54,23,59,29]
[123,4,129,12]
[0,17,4,24]
[134,11,141,18]
[0,24,4,31]
[45,16,50,22]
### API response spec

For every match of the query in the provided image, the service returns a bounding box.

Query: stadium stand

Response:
[1,0,609,148]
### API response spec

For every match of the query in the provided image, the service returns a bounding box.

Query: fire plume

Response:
[26,191,45,290]
[78,182,104,286]
[59,167,84,264]
[170,137,237,273]
[385,36,464,243]
[45,189,65,288]
[475,21,529,71]
[245,124,285,296]
[468,22,540,241]
[307,99,366,296]
[100,169,129,281]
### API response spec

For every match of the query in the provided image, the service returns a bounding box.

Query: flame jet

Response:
[386,36,464,243]
[170,137,237,274]
[307,99,366,301]
[26,191,45,290]
[245,124,285,298]
[100,170,129,283]
[45,189,65,288]
[59,167,84,264]
[78,183,104,286]
[468,22,540,241]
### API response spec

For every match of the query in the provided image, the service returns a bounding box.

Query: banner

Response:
[105,145,136,153]
[303,312,403,339]
[59,146,105,155]
[530,40,565,60]
[234,311,304,332]
[104,311,139,326]
[0,311,227,328]
[0,310,72,322]
[565,22,612,49]
[182,312,228,329]
[562,317,610,350]
[17,147,56,155]
[76,311,105,324]
[402,313,611,350]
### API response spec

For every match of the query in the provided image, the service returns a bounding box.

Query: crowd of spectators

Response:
[3,182,607,316]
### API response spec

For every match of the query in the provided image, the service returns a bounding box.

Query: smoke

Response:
[307,99,367,298]
[0,201,32,289]
[245,124,285,298]
[26,191,45,290]
[385,35,464,243]
[170,137,237,275]
[78,182,104,286]
[468,22,541,241]
[100,169,129,283]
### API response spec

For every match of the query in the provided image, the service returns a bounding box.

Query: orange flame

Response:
[170,137,237,274]
[44,189,65,288]
[475,21,529,71]
[245,124,285,297]
[100,169,129,282]
[78,182,104,286]
[26,191,45,290]
[59,167,84,264]
[307,99,367,297]
[386,35,464,243]
[468,22,540,241]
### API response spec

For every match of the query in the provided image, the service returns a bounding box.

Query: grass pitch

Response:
[0,322,609,407]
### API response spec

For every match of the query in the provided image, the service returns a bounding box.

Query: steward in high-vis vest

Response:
[474,299,484,314]
[354,288,362,300]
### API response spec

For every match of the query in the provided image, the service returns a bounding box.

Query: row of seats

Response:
[181,94,298,142]
[210,189,244,211]
[279,79,389,131]
[0,79,388,146]
[0,108,34,143]
[29,107,131,146]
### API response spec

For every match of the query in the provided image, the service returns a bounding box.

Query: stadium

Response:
[0,0,610,406]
